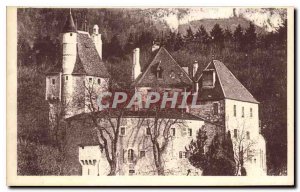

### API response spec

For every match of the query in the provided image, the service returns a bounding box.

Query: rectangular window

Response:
[171,128,176,136]
[234,129,237,138]
[242,106,245,118]
[213,103,219,115]
[89,77,93,83]
[128,149,134,162]
[188,129,192,136]
[120,127,126,136]
[146,128,151,136]
[52,79,55,85]
[179,151,182,158]
[129,169,135,176]
[97,78,101,84]
[140,151,145,158]
[246,131,250,140]
[233,105,236,117]
[65,76,68,81]
[250,108,253,117]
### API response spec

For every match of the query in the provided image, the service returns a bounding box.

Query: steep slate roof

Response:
[198,60,259,103]
[72,32,110,78]
[46,32,110,78]
[133,47,193,88]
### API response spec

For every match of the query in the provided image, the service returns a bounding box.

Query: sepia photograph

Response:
[6,6,294,186]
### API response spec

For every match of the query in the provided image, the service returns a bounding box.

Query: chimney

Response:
[92,25,102,59]
[152,41,160,52]
[133,48,141,80]
[192,61,198,77]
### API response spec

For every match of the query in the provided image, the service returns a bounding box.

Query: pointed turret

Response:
[62,9,77,33]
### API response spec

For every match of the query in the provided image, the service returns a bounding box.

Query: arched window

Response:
[128,149,134,162]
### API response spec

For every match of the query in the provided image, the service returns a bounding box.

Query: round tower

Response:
[62,10,77,75]
[61,10,78,117]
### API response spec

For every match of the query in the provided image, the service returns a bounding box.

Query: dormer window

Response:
[202,70,215,88]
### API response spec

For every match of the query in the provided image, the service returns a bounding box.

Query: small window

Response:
[120,127,126,136]
[171,128,176,137]
[52,79,55,85]
[179,151,186,158]
[250,108,253,117]
[179,151,182,158]
[242,106,245,118]
[89,77,93,83]
[97,78,101,84]
[70,33,73,36]
[233,105,236,117]
[129,169,135,176]
[140,151,145,158]
[246,131,250,140]
[234,129,237,138]
[65,76,68,81]
[146,128,151,136]
[213,103,219,115]
[128,149,134,162]
[188,129,192,137]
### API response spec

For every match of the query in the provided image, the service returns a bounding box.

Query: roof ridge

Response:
[213,60,258,103]
[212,60,227,98]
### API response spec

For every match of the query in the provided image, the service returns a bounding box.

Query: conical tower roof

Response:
[62,9,77,33]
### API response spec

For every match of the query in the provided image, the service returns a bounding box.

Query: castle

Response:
[45,11,266,176]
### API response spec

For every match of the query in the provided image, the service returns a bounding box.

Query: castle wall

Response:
[72,117,204,176]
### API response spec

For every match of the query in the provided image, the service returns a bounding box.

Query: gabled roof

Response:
[198,60,259,103]
[46,32,110,78]
[73,33,110,78]
[133,47,193,88]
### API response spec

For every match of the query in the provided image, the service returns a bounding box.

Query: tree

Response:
[210,24,224,50]
[184,26,194,42]
[105,35,123,58]
[187,126,236,176]
[174,32,184,51]
[195,25,210,50]
[244,22,257,50]
[233,24,244,50]
[232,123,256,176]
[185,127,208,170]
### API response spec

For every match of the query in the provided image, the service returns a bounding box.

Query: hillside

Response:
[178,16,267,35]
